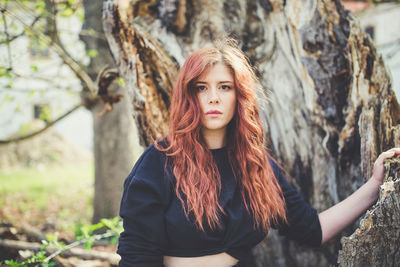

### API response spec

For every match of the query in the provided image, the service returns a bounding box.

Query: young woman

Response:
[117,39,400,267]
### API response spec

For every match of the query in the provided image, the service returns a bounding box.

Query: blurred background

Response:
[0,0,399,266]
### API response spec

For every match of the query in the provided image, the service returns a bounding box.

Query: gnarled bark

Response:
[103,0,400,265]
[337,157,400,266]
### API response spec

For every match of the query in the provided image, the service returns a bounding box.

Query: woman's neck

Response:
[201,128,227,149]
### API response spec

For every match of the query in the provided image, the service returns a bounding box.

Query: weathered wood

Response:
[103,1,177,146]
[337,157,400,266]
[102,0,400,266]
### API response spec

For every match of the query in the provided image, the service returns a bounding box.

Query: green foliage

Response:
[117,77,126,87]
[38,105,51,122]
[87,49,98,58]
[0,94,15,109]
[75,217,123,249]
[30,65,39,72]
[17,121,42,136]
[0,162,122,266]
[0,66,14,88]
[0,66,13,78]
[1,0,84,91]
[28,90,38,98]
[34,1,46,12]
[4,241,56,267]
[46,232,66,250]
[2,217,122,266]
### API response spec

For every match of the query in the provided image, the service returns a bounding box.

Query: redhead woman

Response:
[117,39,400,267]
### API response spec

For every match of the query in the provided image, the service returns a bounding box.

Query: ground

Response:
[0,130,119,266]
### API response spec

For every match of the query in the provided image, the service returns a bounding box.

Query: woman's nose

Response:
[207,88,220,104]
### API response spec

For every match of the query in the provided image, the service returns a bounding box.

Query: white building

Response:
[0,3,92,149]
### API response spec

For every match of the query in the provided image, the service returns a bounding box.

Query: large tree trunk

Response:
[80,0,139,223]
[103,0,400,266]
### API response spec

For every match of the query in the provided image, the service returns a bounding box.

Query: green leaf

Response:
[87,222,104,235]
[39,106,51,122]
[117,77,125,87]
[77,8,85,22]
[30,65,39,72]
[41,262,56,267]
[28,91,37,98]
[4,260,19,267]
[3,95,15,103]
[46,232,59,242]
[84,238,94,250]
[0,66,9,77]
[6,71,13,79]
[87,49,98,58]
[58,3,67,10]
[15,104,21,113]
[35,1,45,11]
[60,7,74,17]
[110,235,119,244]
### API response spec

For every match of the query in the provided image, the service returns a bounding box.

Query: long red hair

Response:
[155,39,287,232]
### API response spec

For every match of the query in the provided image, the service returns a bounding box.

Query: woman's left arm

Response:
[318,147,400,244]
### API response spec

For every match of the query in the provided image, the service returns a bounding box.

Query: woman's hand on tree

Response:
[371,147,400,185]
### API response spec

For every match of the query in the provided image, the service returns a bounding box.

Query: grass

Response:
[0,161,94,239]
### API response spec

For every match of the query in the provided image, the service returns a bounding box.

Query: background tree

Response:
[0,0,139,222]
[80,0,139,223]
[103,0,400,266]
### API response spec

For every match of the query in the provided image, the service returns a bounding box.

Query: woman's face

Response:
[194,62,237,138]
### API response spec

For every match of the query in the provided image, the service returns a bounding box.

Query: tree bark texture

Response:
[337,157,400,266]
[81,0,139,223]
[103,0,400,266]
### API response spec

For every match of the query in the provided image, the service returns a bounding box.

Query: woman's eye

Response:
[196,86,206,91]
[221,85,231,90]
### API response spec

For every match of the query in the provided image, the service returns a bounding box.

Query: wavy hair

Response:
[155,38,287,232]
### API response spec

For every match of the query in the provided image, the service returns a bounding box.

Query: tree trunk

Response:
[80,0,139,223]
[103,0,400,266]
[337,157,400,266]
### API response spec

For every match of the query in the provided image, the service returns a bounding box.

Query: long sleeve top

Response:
[117,144,322,267]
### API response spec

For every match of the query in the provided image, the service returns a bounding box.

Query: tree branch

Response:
[43,232,115,263]
[0,103,82,144]
[1,7,13,69]
[0,13,40,45]
[0,5,97,96]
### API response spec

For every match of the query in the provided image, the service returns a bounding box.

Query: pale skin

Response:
[164,63,400,267]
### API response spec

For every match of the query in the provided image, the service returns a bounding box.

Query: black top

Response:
[118,144,322,267]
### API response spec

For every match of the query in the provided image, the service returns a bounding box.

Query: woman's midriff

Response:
[163,252,239,267]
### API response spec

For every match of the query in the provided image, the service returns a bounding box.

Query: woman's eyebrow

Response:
[194,80,233,84]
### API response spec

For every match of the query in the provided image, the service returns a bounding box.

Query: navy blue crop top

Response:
[117,144,322,267]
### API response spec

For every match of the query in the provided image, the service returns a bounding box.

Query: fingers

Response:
[377,148,400,161]
[387,147,400,154]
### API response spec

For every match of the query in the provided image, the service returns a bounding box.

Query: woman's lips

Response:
[206,110,222,117]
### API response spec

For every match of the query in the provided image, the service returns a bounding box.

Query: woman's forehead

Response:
[196,63,234,82]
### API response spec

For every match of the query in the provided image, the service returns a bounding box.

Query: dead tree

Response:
[103,0,400,266]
